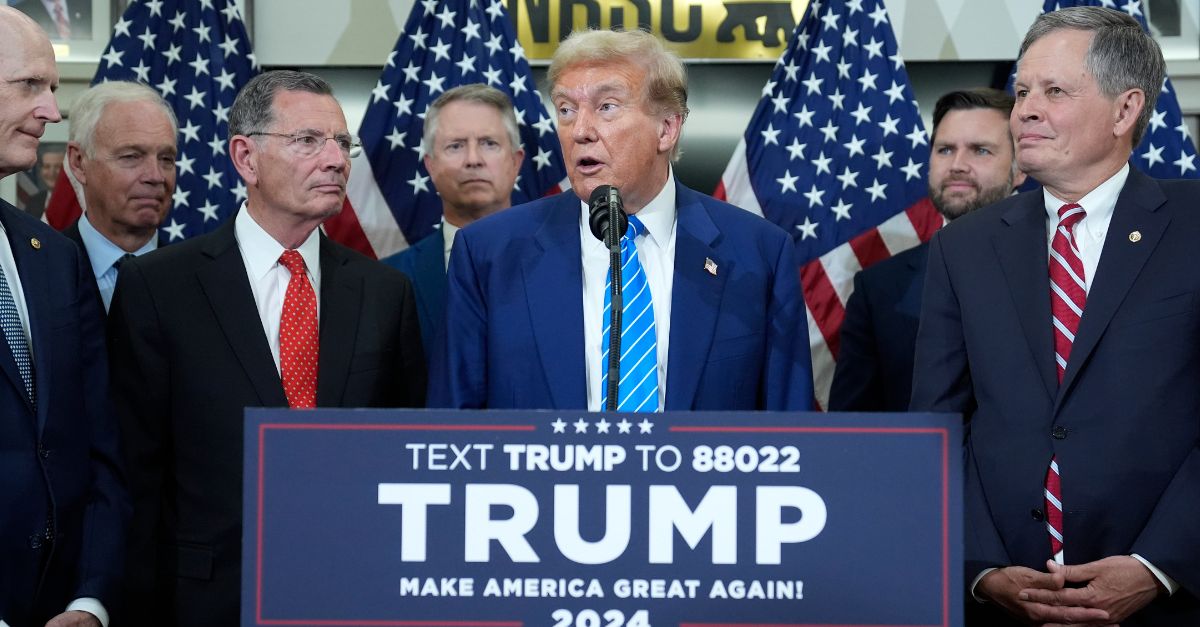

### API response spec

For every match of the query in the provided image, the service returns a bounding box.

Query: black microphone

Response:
[588,185,627,244]
[588,185,626,411]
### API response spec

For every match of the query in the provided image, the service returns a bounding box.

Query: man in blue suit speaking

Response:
[430,29,812,412]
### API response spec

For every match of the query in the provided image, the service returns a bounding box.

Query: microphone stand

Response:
[605,186,622,412]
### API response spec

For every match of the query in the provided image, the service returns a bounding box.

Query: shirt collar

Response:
[1043,163,1129,227]
[77,213,158,278]
[577,167,677,245]
[234,203,322,282]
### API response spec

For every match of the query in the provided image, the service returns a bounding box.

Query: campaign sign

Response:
[243,409,961,627]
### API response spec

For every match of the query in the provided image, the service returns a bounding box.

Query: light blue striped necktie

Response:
[0,261,34,406]
[600,214,659,412]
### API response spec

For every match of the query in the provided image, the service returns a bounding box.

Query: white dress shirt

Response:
[234,205,322,374]
[441,220,460,271]
[0,226,108,627]
[1042,164,1127,294]
[76,213,157,311]
[582,174,677,412]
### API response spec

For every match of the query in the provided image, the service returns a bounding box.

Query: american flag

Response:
[44,0,259,238]
[1035,0,1199,180]
[716,0,938,409]
[328,0,567,259]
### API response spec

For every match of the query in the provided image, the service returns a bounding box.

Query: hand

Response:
[44,611,101,627]
[977,565,1110,625]
[1020,556,1161,625]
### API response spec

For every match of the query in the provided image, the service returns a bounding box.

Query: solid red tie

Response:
[1046,202,1086,563]
[278,250,318,409]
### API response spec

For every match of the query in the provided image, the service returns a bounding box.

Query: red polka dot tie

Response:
[278,250,318,409]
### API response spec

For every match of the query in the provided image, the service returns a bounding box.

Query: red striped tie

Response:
[1046,202,1085,563]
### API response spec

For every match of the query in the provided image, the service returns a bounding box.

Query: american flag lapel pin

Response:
[704,257,718,276]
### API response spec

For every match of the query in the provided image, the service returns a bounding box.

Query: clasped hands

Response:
[977,555,1162,626]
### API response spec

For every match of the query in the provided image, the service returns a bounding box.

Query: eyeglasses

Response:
[247,131,362,158]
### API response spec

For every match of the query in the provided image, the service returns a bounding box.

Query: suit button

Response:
[1031,508,1045,522]
[1051,426,1068,439]
[29,534,42,549]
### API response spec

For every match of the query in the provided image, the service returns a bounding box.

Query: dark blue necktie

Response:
[0,262,34,405]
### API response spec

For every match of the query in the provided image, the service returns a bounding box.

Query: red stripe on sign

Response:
[906,196,943,242]
[800,258,845,359]
[44,170,82,230]
[849,227,890,270]
[322,198,378,259]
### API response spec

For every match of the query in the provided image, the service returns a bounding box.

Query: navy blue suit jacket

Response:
[430,181,813,411]
[382,226,446,363]
[0,200,128,627]
[829,242,927,412]
[911,170,1200,624]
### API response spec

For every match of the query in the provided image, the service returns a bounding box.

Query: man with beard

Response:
[829,88,1024,411]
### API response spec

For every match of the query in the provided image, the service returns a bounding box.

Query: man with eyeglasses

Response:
[381,83,525,363]
[107,70,427,627]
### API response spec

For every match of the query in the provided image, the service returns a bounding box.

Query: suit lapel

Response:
[196,220,288,407]
[993,193,1058,402]
[665,184,728,410]
[415,227,448,326]
[1057,170,1169,406]
[316,236,361,406]
[523,193,586,408]
[0,206,42,419]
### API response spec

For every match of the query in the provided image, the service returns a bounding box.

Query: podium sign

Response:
[243,409,961,626]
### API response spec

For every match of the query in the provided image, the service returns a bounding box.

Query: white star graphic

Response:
[803,184,824,208]
[213,101,230,124]
[842,27,859,48]
[866,178,888,202]
[175,153,195,176]
[819,120,839,143]
[233,181,247,202]
[782,59,800,81]
[574,418,589,434]
[184,86,207,110]
[1174,151,1196,175]
[408,172,431,194]
[857,69,878,92]
[113,16,132,38]
[510,74,528,97]
[207,134,225,156]
[193,23,212,44]
[430,39,452,62]
[900,158,923,181]
[872,146,894,169]
[869,5,889,27]
[533,147,552,170]
[198,200,219,222]
[145,0,164,16]
[163,42,182,65]
[168,11,185,32]
[771,93,791,114]
[850,103,872,126]
[836,166,859,189]
[393,94,414,117]
[836,59,852,80]
[906,124,928,148]
[793,104,816,128]
[801,73,823,96]
[864,36,884,59]
[551,418,567,433]
[171,187,189,208]
[386,128,407,150]
[436,6,457,27]
[162,219,186,241]
[617,419,633,434]
[878,113,900,137]
[132,61,151,83]
[371,80,390,103]
[534,115,554,137]
[101,48,124,69]
[812,151,833,175]
[463,20,482,42]
[1142,143,1164,168]
[844,134,866,157]
[202,167,223,190]
[482,66,503,87]
[456,55,477,76]
[179,120,200,144]
[484,34,503,56]
[215,68,237,92]
[637,418,654,434]
[595,418,611,434]
[828,88,845,110]
[786,138,806,161]
[796,216,818,239]
[1148,109,1167,133]
[761,123,781,146]
[487,0,505,20]
[884,81,906,104]
[137,27,156,50]
[777,170,799,193]
[820,11,840,31]
[812,40,833,63]
[831,198,853,221]
[423,72,446,95]
[188,54,210,77]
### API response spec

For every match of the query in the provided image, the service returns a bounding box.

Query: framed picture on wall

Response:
[13,142,66,221]
[5,0,115,63]
[1145,0,1200,60]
